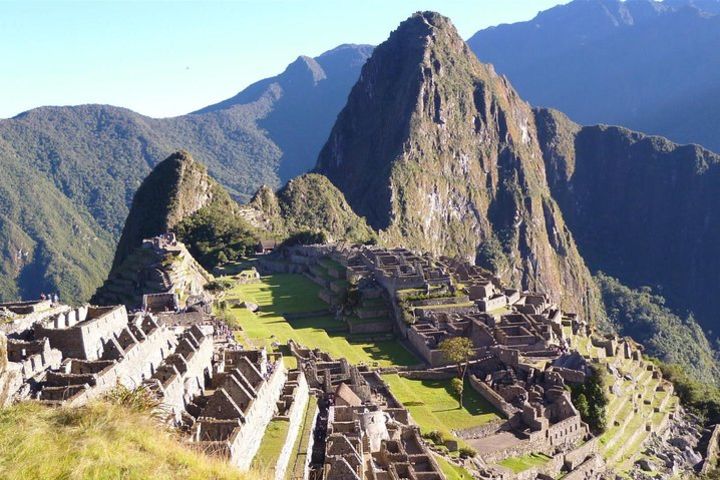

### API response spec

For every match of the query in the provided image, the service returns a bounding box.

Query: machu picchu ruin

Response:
[6,5,720,480]
[1,233,704,479]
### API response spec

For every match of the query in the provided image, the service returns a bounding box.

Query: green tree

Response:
[451,377,464,408]
[575,393,589,420]
[569,366,608,433]
[439,337,474,408]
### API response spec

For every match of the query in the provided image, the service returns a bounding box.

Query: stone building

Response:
[188,348,289,471]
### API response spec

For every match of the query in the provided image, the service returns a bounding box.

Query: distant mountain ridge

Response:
[468,0,720,152]
[535,107,720,338]
[195,44,373,181]
[0,44,371,302]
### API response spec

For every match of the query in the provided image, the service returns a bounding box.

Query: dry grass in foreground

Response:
[0,396,264,480]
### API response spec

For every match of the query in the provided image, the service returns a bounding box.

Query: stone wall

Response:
[0,333,23,406]
[149,325,214,421]
[7,338,62,382]
[272,371,310,480]
[0,304,69,336]
[407,296,470,308]
[563,438,599,470]
[348,320,393,335]
[35,306,127,360]
[230,360,288,471]
[400,370,455,380]
[563,453,605,479]
[406,328,445,366]
[549,366,585,384]
[64,324,178,406]
[468,374,517,418]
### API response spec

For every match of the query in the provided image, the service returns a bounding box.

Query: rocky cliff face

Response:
[536,108,720,335]
[112,151,237,270]
[315,12,602,320]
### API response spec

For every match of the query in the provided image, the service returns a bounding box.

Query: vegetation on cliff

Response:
[657,362,720,425]
[597,273,720,385]
[536,106,720,339]
[175,203,260,269]
[276,174,376,244]
[112,150,239,270]
[244,173,376,245]
[106,154,373,285]
[0,142,114,302]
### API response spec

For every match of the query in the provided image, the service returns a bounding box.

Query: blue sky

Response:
[0,1,570,119]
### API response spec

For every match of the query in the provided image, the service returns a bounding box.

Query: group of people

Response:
[39,292,60,305]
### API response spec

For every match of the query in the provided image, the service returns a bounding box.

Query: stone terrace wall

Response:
[564,438,599,470]
[0,333,22,406]
[273,372,310,480]
[35,306,127,360]
[563,453,605,479]
[149,326,214,421]
[65,325,177,406]
[406,328,445,366]
[0,304,69,336]
[400,370,455,381]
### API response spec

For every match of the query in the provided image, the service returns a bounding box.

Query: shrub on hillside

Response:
[175,205,259,269]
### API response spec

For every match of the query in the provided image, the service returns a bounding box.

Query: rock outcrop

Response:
[315,12,602,321]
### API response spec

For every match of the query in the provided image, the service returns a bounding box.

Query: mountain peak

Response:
[111,151,233,270]
[283,55,327,84]
[315,11,601,321]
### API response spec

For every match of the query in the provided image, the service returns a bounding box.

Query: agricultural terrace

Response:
[570,328,679,475]
[222,273,501,452]
[222,273,418,367]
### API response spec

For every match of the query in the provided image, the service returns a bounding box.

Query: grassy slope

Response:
[226,274,418,367]
[0,400,260,480]
[497,452,551,473]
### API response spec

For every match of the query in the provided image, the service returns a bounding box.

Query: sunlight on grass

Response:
[0,401,264,480]
[382,374,501,434]
[497,452,551,473]
[226,274,418,367]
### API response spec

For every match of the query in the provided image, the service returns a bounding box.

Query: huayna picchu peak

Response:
[316,11,602,323]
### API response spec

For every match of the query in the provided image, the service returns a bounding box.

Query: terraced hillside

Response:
[221,272,418,368]
[570,331,679,475]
